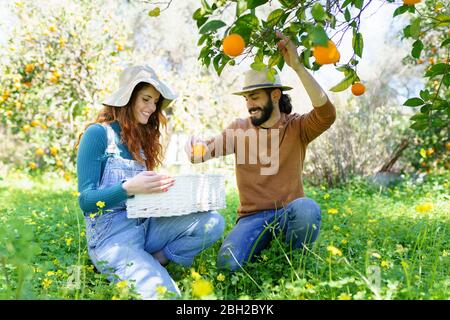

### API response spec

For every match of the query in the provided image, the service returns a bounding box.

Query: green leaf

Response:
[235,13,260,29]
[424,63,448,77]
[410,114,429,122]
[354,0,364,10]
[311,26,328,46]
[251,61,267,71]
[342,0,352,8]
[435,14,450,26]
[311,3,327,22]
[268,52,282,68]
[403,97,424,107]
[443,74,450,86]
[420,104,431,113]
[197,17,209,28]
[441,38,450,47]
[410,121,428,131]
[393,5,409,18]
[247,0,269,10]
[301,49,312,69]
[193,8,204,20]
[419,89,429,101]
[266,9,285,27]
[329,72,357,92]
[352,31,364,58]
[199,20,226,34]
[148,7,160,17]
[344,8,351,22]
[197,34,209,46]
[267,68,277,82]
[236,0,247,16]
[410,18,421,39]
[411,39,423,59]
[403,25,411,38]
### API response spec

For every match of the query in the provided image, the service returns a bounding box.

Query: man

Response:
[185,33,336,271]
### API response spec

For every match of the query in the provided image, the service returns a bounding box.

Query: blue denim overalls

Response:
[85,123,225,299]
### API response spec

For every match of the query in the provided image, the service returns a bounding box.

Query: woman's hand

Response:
[122,171,175,196]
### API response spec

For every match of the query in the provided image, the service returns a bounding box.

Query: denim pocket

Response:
[85,213,115,249]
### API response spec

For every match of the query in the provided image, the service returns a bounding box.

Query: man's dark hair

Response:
[265,88,292,114]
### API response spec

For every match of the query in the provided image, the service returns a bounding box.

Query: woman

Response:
[76,65,225,299]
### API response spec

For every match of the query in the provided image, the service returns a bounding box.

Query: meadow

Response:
[0,172,448,300]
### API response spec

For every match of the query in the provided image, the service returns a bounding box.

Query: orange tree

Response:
[0,1,132,177]
[184,0,449,171]
[396,0,449,172]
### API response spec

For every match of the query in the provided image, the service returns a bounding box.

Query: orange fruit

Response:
[313,40,340,65]
[403,0,421,5]
[193,143,207,157]
[223,34,245,57]
[351,82,365,96]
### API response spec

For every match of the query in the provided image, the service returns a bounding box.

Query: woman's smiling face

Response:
[133,84,161,124]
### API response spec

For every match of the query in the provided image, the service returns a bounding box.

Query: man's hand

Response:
[185,135,208,163]
[276,31,302,70]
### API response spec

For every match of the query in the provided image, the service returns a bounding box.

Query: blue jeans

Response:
[87,210,225,299]
[217,197,321,272]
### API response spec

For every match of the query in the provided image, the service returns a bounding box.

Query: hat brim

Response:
[102,77,177,109]
[232,85,293,96]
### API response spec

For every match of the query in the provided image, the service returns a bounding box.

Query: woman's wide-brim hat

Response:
[102,65,177,109]
[232,68,293,95]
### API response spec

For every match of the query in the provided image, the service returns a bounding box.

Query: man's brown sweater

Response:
[204,99,336,218]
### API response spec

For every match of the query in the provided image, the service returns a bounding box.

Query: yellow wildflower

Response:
[35,147,45,156]
[216,273,225,282]
[50,146,58,156]
[337,293,352,300]
[96,201,105,208]
[156,285,167,295]
[327,245,342,256]
[192,279,213,298]
[42,278,52,289]
[305,283,314,289]
[65,238,73,246]
[29,162,37,170]
[341,239,348,245]
[333,225,340,231]
[111,296,120,300]
[323,193,330,200]
[72,191,80,197]
[89,213,97,219]
[415,203,434,213]
[328,208,338,215]
[191,269,201,280]
[381,260,389,269]
[116,281,128,289]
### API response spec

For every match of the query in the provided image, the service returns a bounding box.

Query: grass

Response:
[0,172,448,300]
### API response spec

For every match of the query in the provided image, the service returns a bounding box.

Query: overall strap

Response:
[102,123,121,156]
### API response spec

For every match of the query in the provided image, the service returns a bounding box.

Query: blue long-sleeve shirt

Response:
[76,121,133,215]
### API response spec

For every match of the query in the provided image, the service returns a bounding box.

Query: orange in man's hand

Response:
[313,40,340,65]
[351,82,365,96]
[223,34,245,57]
[193,143,207,157]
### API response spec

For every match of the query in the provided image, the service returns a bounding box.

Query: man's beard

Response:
[249,99,274,127]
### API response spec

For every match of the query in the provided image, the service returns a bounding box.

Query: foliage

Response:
[0,0,133,177]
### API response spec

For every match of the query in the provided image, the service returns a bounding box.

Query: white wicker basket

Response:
[126,174,226,218]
